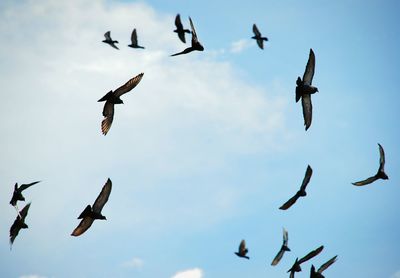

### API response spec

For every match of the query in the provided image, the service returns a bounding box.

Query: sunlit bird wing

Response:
[92,178,112,213]
[318,255,338,273]
[352,176,378,186]
[378,143,385,171]
[298,245,324,264]
[71,217,95,237]
[114,73,144,98]
[101,101,114,136]
[302,94,313,130]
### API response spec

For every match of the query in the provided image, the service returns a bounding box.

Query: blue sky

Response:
[0,0,399,277]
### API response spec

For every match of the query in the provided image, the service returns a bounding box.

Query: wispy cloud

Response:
[122,257,144,269]
[20,275,47,278]
[391,271,400,278]
[171,268,203,278]
[230,39,254,53]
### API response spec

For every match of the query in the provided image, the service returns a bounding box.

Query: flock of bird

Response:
[7,12,390,278]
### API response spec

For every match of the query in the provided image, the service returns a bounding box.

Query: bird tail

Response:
[98,91,113,102]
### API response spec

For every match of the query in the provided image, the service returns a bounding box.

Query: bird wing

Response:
[289,270,295,278]
[279,193,300,210]
[101,101,114,135]
[318,255,338,273]
[189,17,199,45]
[109,42,119,50]
[298,245,324,264]
[92,178,112,213]
[256,39,264,49]
[113,72,144,98]
[71,217,95,237]
[104,31,112,40]
[253,24,261,37]
[301,94,313,130]
[175,14,183,29]
[239,239,247,254]
[271,248,285,266]
[352,176,378,186]
[19,181,40,192]
[19,203,31,220]
[303,49,315,85]
[378,143,385,171]
[131,29,138,45]
[9,203,31,246]
[283,228,289,246]
[300,165,313,191]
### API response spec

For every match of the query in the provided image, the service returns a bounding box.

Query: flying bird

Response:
[102,31,119,50]
[271,228,290,266]
[296,49,319,130]
[9,203,31,249]
[71,178,112,237]
[128,28,145,49]
[9,181,40,210]
[174,14,191,43]
[171,17,204,56]
[288,245,324,278]
[352,143,389,186]
[98,73,144,135]
[234,239,249,259]
[279,165,313,210]
[310,255,338,278]
[251,24,268,49]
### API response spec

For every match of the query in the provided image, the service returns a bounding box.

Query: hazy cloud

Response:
[122,257,144,269]
[171,268,203,278]
[230,39,254,53]
[391,271,400,278]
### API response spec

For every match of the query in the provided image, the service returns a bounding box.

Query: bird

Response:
[271,228,290,266]
[102,31,119,50]
[171,17,204,56]
[174,14,191,43]
[128,28,145,49]
[352,143,389,186]
[98,72,144,135]
[9,203,31,249]
[288,245,324,278]
[296,49,319,130]
[251,24,268,49]
[279,165,313,210]
[310,255,338,278]
[234,239,249,259]
[9,181,40,211]
[71,178,112,237]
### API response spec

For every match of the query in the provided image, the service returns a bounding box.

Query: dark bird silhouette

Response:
[288,245,324,278]
[353,143,389,186]
[128,28,145,49]
[271,228,290,266]
[9,181,40,209]
[71,178,112,237]
[296,49,319,130]
[279,165,313,210]
[252,24,268,49]
[310,255,338,278]
[171,17,204,56]
[174,14,190,43]
[98,73,144,135]
[102,31,119,50]
[234,239,249,259]
[9,203,31,249]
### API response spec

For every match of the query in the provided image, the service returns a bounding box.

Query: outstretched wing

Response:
[175,14,183,29]
[256,39,264,49]
[114,73,144,98]
[279,193,300,210]
[303,49,315,86]
[92,178,112,213]
[300,165,313,191]
[131,29,138,45]
[19,181,40,192]
[253,24,261,37]
[189,17,198,44]
[9,203,31,246]
[271,249,285,266]
[71,217,95,237]
[298,245,324,264]
[352,176,378,186]
[19,203,31,220]
[104,31,112,40]
[378,143,385,171]
[101,101,114,135]
[239,239,247,254]
[318,255,338,273]
[283,228,289,246]
[302,94,313,130]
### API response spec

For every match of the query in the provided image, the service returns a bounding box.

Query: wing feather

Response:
[253,24,261,37]
[279,193,300,210]
[378,143,385,171]
[298,245,324,264]
[92,178,112,213]
[271,249,285,266]
[114,73,144,98]
[302,94,313,130]
[303,49,315,85]
[104,31,112,40]
[175,14,183,29]
[131,29,138,45]
[318,255,338,273]
[71,217,95,237]
[300,165,313,191]
[352,176,378,186]
[101,101,114,135]
[19,181,40,192]
[189,17,198,44]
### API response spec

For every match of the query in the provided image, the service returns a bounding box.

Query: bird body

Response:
[353,143,389,186]
[9,181,40,207]
[252,24,268,49]
[71,179,112,237]
[296,49,318,130]
[9,203,31,248]
[174,14,191,43]
[98,73,144,135]
[171,17,204,56]
[128,28,145,49]
[288,245,324,277]
[310,255,338,278]
[102,31,119,50]
[235,239,250,259]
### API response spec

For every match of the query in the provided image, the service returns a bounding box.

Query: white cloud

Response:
[391,271,400,278]
[20,275,47,278]
[171,268,203,278]
[230,39,254,53]
[122,257,144,269]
